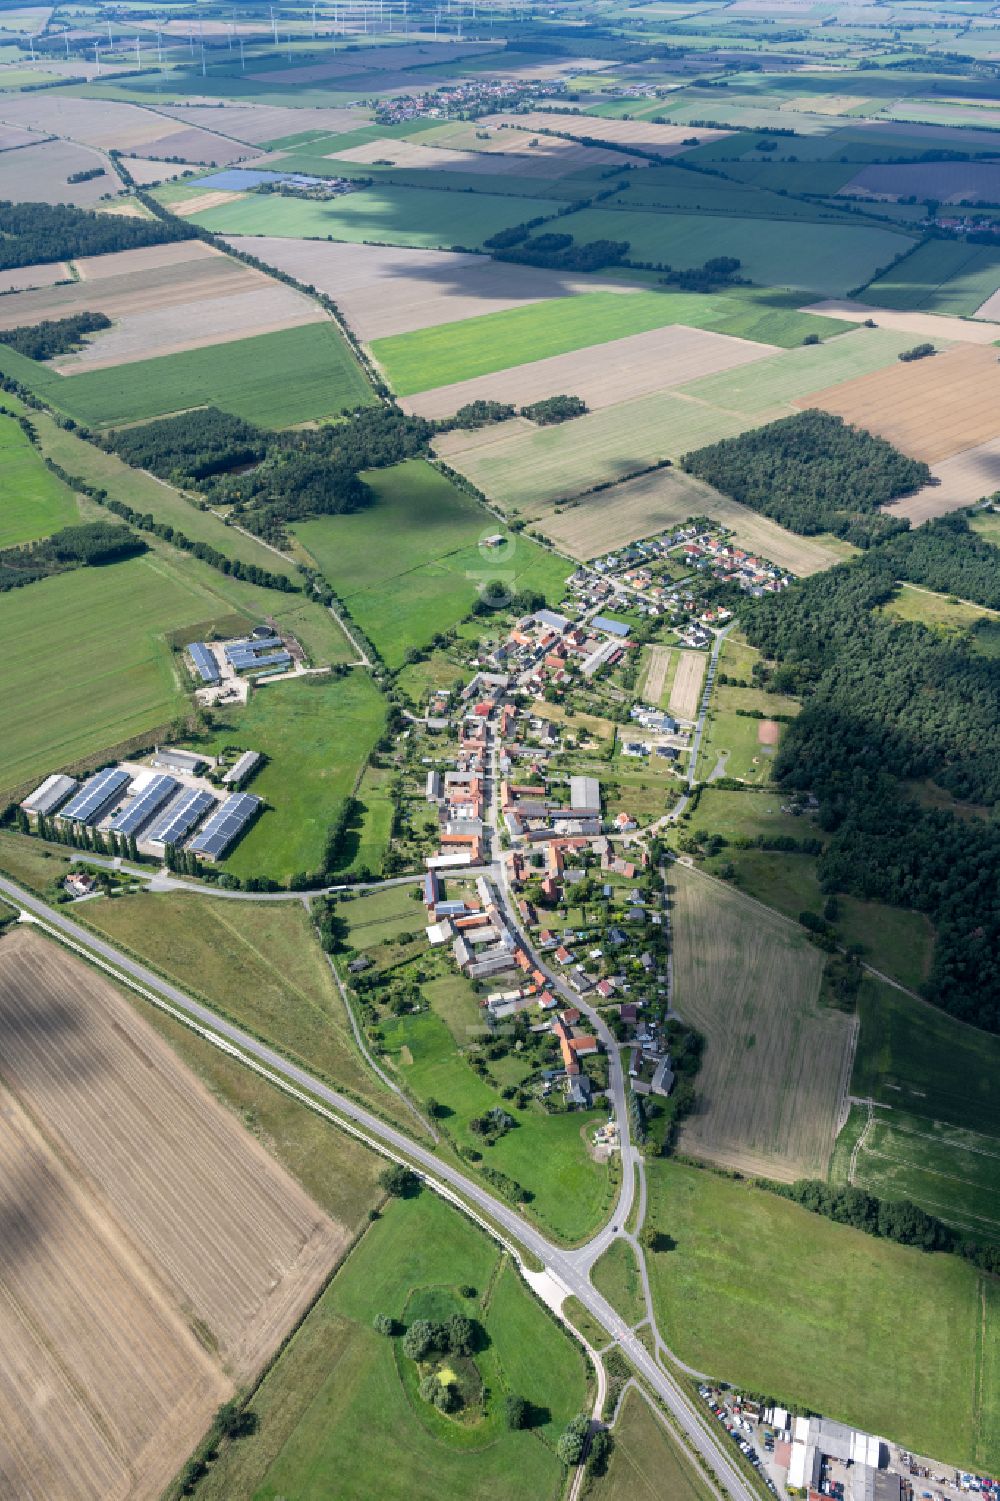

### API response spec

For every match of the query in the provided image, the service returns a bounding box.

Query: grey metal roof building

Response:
[569,775,601,814]
[222,750,261,787]
[21,773,78,818]
[188,793,261,859]
[59,767,131,825]
[152,747,207,776]
[225,645,291,673]
[107,775,179,838]
[188,642,220,684]
[593,615,631,638]
[147,788,217,847]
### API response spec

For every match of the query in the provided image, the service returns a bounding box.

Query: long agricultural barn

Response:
[106,774,180,839]
[20,772,78,819]
[146,787,218,848]
[188,792,261,859]
[188,641,220,684]
[222,750,261,787]
[58,767,131,825]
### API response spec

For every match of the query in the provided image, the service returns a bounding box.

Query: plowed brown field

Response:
[0,926,346,1501]
[799,343,1000,463]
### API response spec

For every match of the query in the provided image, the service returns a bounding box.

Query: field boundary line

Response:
[849,1100,874,1185]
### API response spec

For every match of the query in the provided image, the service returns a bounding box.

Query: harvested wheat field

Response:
[0,260,70,293]
[801,298,1000,345]
[156,102,370,144]
[224,236,633,340]
[889,436,1000,523]
[0,137,112,206]
[401,324,777,420]
[643,643,672,705]
[801,343,1000,463]
[670,862,856,1180]
[0,925,347,1501]
[669,651,707,721]
[122,155,203,184]
[0,95,254,162]
[484,459,848,574]
[0,239,320,365]
[482,111,731,157]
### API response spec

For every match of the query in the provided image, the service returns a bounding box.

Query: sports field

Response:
[862,238,1000,316]
[643,1159,997,1472]
[670,862,854,1180]
[0,926,346,1501]
[294,459,569,668]
[0,409,79,546]
[185,180,566,249]
[0,322,373,429]
[372,289,849,396]
[192,1191,589,1501]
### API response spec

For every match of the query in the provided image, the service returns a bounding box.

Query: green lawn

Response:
[0,323,373,429]
[883,582,998,635]
[861,237,1000,314]
[295,459,570,668]
[696,705,780,783]
[344,884,425,948]
[555,206,913,298]
[644,1159,997,1471]
[185,182,565,250]
[80,888,417,1136]
[0,410,80,546]
[193,1192,589,1501]
[182,672,387,883]
[590,1239,647,1328]
[586,1385,716,1501]
[372,289,852,397]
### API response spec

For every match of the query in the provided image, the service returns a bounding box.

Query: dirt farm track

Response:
[0,925,347,1501]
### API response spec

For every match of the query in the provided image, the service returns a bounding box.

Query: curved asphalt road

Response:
[0,870,755,1501]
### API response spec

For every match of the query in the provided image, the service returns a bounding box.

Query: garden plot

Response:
[800,343,1000,464]
[0,137,113,205]
[0,926,346,1501]
[481,110,731,156]
[669,651,707,721]
[0,94,255,162]
[526,466,846,575]
[400,324,777,420]
[670,863,855,1180]
[802,298,1000,344]
[223,236,633,340]
[0,240,322,366]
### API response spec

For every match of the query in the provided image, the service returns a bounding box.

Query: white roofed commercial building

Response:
[21,773,77,818]
[569,775,601,814]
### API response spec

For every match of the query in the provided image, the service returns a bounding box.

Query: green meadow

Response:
[862,238,1000,314]
[295,459,570,668]
[193,1192,589,1500]
[0,410,80,546]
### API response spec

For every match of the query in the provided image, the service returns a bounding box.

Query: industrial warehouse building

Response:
[20,773,78,821]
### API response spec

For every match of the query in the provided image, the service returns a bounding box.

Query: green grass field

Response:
[81,887,418,1138]
[644,1160,997,1470]
[295,459,570,668]
[193,1191,588,1500]
[373,289,851,396]
[590,1238,646,1328]
[185,181,565,249]
[378,1002,615,1244]
[862,238,1000,314]
[0,410,80,546]
[181,672,387,883]
[586,1386,716,1501]
[883,582,998,634]
[554,206,913,297]
[343,883,425,948]
[0,323,373,429]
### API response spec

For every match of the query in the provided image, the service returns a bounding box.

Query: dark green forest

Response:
[0,200,194,270]
[0,312,111,361]
[0,521,144,593]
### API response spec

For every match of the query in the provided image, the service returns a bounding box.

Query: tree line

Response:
[0,520,144,593]
[682,409,929,541]
[0,199,195,271]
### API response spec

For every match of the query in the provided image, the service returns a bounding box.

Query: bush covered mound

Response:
[682,408,929,540]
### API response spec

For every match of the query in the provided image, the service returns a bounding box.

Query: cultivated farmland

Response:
[801,343,1000,464]
[861,238,1000,316]
[482,110,731,156]
[670,862,855,1180]
[0,925,346,1501]
[0,409,79,546]
[223,235,633,341]
[841,160,1000,203]
[890,438,1000,523]
[400,324,777,419]
[0,91,257,161]
[669,651,707,721]
[801,298,1000,345]
[643,1159,997,1471]
[0,136,113,205]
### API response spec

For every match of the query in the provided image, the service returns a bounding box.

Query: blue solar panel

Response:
[60,767,131,824]
[107,775,179,838]
[224,636,282,662]
[188,642,220,684]
[147,788,217,846]
[188,793,261,858]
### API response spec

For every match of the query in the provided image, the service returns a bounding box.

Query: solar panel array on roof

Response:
[107,774,179,838]
[188,641,220,684]
[228,649,291,673]
[147,787,217,847]
[60,767,131,825]
[188,792,261,859]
